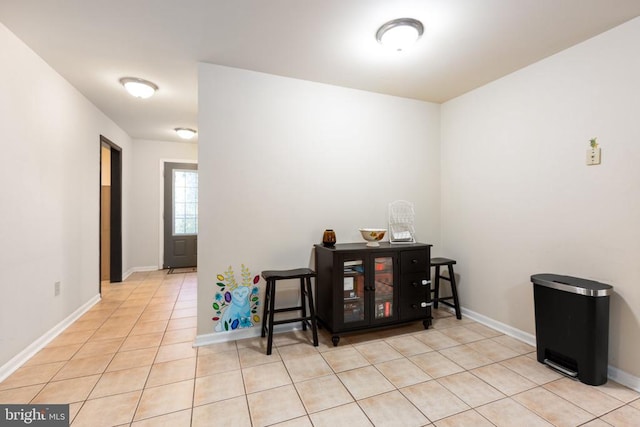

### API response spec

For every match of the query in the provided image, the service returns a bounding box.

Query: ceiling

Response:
[1,1,639,143]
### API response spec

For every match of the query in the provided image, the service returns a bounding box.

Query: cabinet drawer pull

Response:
[412,302,432,309]
[422,280,431,286]
[411,259,418,264]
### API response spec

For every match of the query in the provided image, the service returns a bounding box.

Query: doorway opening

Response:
[99,136,122,292]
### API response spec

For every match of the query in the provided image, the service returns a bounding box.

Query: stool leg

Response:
[433,265,441,309]
[448,265,462,319]
[305,276,319,347]
[266,280,277,355]
[261,280,270,338]
[300,278,307,331]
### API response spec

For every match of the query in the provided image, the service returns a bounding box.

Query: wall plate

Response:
[586,148,601,165]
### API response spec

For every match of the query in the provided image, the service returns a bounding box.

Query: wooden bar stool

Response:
[431,257,462,319]
[261,268,319,355]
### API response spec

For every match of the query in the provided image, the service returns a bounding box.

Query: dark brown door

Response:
[163,162,198,268]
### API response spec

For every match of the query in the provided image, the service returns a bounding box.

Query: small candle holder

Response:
[322,229,336,247]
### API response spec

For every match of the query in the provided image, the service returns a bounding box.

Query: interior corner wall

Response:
[128,139,198,270]
[0,23,132,368]
[197,64,441,338]
[441,17,640,377]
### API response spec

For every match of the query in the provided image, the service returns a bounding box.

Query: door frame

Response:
[99,135,123,290]
[158,158,198,269]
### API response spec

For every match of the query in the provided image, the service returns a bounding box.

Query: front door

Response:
[163,162,198,268]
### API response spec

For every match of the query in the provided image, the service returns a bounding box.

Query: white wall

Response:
[0,23,132,368]
[128,139,197,270]
[197,64,441,338]
[441,17,640,377]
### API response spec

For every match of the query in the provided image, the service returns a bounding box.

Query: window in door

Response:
[173,169,198,235]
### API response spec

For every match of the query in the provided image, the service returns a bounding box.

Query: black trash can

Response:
[531,273,612,386]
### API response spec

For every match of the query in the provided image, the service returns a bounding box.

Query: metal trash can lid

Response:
[531,273,612,297]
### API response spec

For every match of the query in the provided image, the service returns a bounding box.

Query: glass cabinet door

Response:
[342,259,365,324]
[373,256,394,320]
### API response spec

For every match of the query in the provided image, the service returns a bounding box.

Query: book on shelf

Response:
[343,277,354,291]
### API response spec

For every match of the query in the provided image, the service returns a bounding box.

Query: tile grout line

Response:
[85,275,160,424]
[131,272,195,424]
[127,274,172,425]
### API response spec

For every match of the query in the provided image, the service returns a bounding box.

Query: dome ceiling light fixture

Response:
[175,128,197,140]
[376,18,424,51]
[119,77,158,99]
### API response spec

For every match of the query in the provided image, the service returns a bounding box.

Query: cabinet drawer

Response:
[401,275,431,303]
[402,272,430,290]
[398,289,431,321]
[400,250,429,273]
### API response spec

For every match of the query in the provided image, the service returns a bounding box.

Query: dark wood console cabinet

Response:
[314,242,432,346]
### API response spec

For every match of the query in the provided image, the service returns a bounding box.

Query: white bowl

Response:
[359,228,387,247]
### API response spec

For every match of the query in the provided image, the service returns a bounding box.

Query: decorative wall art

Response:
[212,264,261,332]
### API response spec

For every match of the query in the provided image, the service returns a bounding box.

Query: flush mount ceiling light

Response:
[175,128,197,140]
[376,18,424,51]
[119,77,158,99]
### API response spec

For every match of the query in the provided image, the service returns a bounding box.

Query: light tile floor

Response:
[1,270,639,426]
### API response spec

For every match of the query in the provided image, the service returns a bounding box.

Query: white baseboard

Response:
[0,294,101,383]
[194,323,298,347]
[460,306,536,347]
[122,265,160,281]
[459,306,640,392]
[608,365,640,392]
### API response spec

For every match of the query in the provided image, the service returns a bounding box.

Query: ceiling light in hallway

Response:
[376,18,424,51]
[175,128,197,139]
[119,77,158,99]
